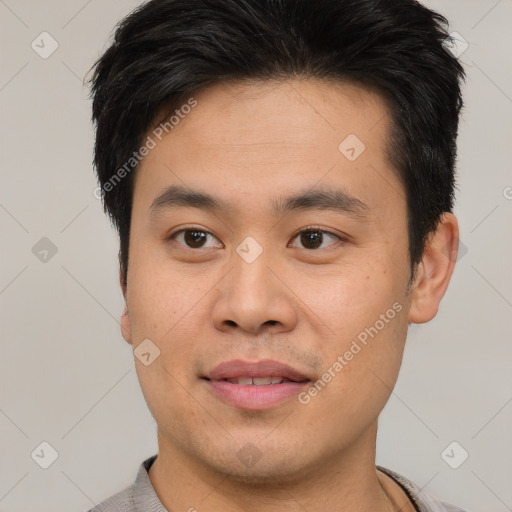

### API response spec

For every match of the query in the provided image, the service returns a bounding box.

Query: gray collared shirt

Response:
[87,455,468,512]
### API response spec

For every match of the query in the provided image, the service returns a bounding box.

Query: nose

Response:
[211,247,298,335]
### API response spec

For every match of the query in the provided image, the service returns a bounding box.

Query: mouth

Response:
[213,376,303,385]
[202,359,311,410]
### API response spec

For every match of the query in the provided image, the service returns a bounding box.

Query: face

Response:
[121,79,419,482]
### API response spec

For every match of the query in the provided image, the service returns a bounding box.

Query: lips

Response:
[202,359,311,410]
[204,359,310,383]
[224,376,293,385]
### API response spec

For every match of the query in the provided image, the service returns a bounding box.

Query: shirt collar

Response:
[133,454,168,512]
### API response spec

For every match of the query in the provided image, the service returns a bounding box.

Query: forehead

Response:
[133,78,401,216]
[156,78,389,146]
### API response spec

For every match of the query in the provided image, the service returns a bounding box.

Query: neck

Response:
[148,422,407,512]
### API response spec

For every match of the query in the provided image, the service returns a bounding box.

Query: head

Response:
[89,0,464,483]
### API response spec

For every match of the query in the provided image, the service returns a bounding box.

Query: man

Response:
[87,0,466,510]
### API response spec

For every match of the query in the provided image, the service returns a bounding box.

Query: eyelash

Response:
[167,225,345,250]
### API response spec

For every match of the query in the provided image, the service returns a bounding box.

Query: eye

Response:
[169,228,223,249]
[289,228,342,250]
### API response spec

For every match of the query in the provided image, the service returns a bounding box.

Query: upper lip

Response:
[204,359,310,382]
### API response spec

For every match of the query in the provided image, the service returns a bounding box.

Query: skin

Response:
[119,78,459,511]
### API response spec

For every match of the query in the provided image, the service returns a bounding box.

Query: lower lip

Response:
[204,379,309,410]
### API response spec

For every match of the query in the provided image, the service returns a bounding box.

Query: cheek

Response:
[135,359,208,453]
[127,257,213,419]
[291,261,408,402]
[297,295,408,445]
[127,246,212,341]
[290,257,404,338]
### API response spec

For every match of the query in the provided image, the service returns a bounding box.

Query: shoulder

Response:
[84,455,160,512]
[377,466,469,512]
[85,482,136,512]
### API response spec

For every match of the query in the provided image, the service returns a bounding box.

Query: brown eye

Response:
[171,229,222,249]
[184,230,207,248]
[290,229,340,250]
[300,231,323,249]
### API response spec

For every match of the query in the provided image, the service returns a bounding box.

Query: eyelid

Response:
[293,225,344,237]
[288,225,346,249]
[167,225,223,247]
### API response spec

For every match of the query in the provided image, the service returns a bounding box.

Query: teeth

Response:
[225,377,286,385]
[253,377,272,386]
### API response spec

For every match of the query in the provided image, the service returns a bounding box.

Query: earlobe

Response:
[120,304,133,345]
[119,268,132,345]
[408,213,459,324]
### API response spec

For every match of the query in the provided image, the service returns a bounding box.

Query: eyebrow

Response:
[149,184,369,220]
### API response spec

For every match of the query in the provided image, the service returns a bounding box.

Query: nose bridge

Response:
[211,239,297,333]
[230,241,278,309]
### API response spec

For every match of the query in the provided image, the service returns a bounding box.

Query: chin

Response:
[199,444,317,488]
[216,462,309,488]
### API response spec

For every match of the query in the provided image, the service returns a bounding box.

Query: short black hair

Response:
[88,0,465,288]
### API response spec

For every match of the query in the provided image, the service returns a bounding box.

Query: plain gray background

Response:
[0,1,511,511]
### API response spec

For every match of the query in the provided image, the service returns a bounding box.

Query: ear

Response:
[119,268,133,345]
[408,213,459,324]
